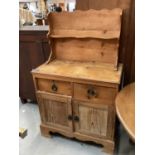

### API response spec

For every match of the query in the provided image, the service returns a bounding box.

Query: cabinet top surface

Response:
[32,60,123,84]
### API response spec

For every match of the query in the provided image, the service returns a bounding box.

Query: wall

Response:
[76,0,135,86]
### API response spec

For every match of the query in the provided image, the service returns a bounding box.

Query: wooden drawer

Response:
[37,78,72,96]
[73,83,117,104]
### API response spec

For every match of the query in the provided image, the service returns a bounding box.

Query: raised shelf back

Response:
[47,9,122,69]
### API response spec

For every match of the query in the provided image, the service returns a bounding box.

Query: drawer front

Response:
[37,78,72,96]
[74,83,117,104]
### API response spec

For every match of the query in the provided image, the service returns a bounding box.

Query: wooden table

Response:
[115,83,135,141]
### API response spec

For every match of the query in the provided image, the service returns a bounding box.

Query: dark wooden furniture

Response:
[19,26,50,103]
[32,10,123,154]
[76,0,135,86]
[115,83,135,141]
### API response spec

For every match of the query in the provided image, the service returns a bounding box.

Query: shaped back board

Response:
[47,9,122,69]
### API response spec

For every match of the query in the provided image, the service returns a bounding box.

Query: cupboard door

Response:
[37,91,73,132]
[73,100,115,139]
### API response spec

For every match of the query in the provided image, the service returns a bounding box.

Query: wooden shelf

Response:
[48,9,122,40]
[49,30,120,39]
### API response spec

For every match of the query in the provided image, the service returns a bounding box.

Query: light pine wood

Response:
[115,83,135,141]
[74,83,117,104]
[37,91,73,132]
[76,0,135,85]
[37,78,72,96]
[73,100,108,138]
[33,73,119,88]
[32,60,123,84]
[73,101,116,140]
[50,30,120,39]
[47,9,122,68]
[48,9,122,37]
[31,9,123,154]
[53,38,118,64]
[40,123,74,138]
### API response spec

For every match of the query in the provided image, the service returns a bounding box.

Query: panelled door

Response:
[37,91,73,132]
[73,100,115,139]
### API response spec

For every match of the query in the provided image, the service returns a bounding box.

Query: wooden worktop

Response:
[32,60,123,85]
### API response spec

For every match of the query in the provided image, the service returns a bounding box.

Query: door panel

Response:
[79,105,108,136]
[37,91,73,132]
[73,100,110,138]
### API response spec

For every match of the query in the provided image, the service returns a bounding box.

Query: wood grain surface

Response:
[47,9,122,68]
[76,0,135,85]
[48,9,122,36]
[54,38,119,65]
[37,91,73,132]
[74,83,117,104]
[37,78,72,96]
[32,60,123,84]
[73,100,108,138]
[115,83,135,141]
[31,9,124,154]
